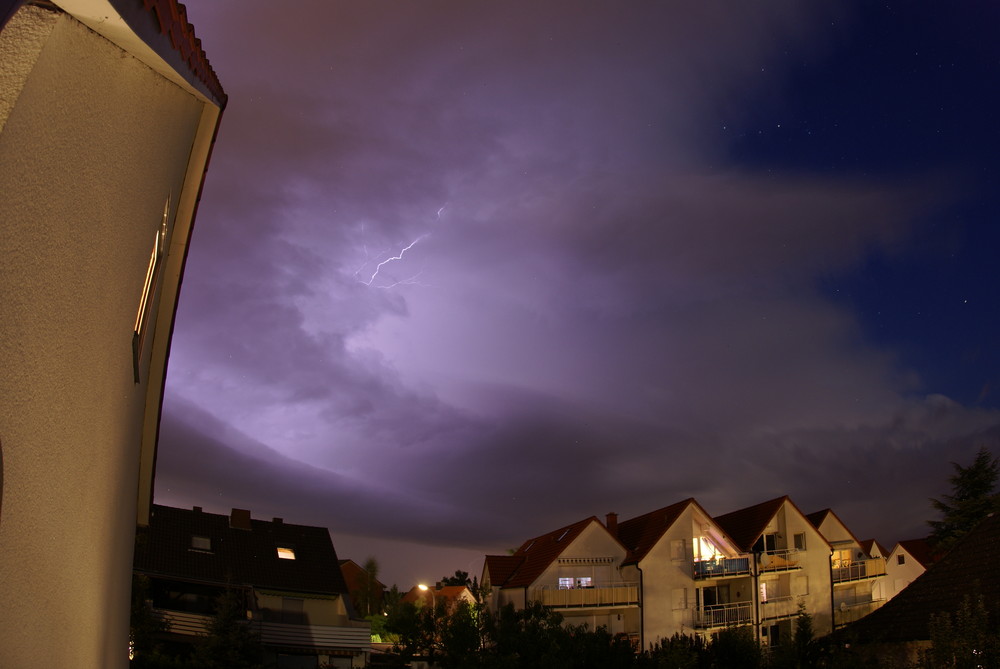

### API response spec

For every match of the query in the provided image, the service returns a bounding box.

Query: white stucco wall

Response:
[0,6,208,668]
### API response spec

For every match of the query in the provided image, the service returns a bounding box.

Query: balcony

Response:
[758,549,802,573]
[832,558,886,583]
[153,608,370,651]
[760,594,799,621]
[693,556,752,580]
[694,601,753,629]
[530,582,639,609]
[834,595,886,627]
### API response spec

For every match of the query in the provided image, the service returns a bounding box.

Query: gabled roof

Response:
[339,559,386,595]
[487,516,605,589]
[617,498,693,564]
[894,538,935,568]
[713,496,789,552]
[806,507,865,548]
[402,585,475,606]
[134,505,348,596]
[860,539,889,559]
[841,514,1000,643]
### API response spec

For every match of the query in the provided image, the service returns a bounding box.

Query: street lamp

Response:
[417,583,436,608]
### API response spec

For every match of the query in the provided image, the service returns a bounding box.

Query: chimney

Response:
[606,512,618,537]
[229,508,252,530]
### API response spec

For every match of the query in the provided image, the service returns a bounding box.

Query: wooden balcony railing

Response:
[530,582,639,609]
[832,558,887,583]
[694,601,753,629]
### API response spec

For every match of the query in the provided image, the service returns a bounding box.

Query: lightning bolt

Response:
[362,235,427,287]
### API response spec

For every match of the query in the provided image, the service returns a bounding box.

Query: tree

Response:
[190,588,263,669]
[928,447,1000,552]
[925,593,1000,668]
[353,556,382,617]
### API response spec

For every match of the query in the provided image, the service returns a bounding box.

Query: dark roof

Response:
[713,496,788,552]
[134,505,348,595]
[860,539,889,559]
[896,538,935,568]
[490,516,604,589]
[618,498,695,565]
[806,509,831,528]
[840,514,1000,643]
[142,0,226,104]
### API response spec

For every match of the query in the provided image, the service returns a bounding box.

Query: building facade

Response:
[0,2,224,666]
[484,496,846,650]
[134,505,370,668]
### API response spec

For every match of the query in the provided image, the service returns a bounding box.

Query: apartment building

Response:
[806,509,888,628]
[484,495,840,649]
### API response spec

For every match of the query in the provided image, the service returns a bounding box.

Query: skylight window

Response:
[191,535,211,551]
[277,546,296,560]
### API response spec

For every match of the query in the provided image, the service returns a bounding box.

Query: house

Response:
[712,496,834,645]
[340,559,387,617]
[483,515,640,643]
[133,505,370,668]
[806,509,888,627]
[483,496,837,650]
[885,538,936,601]
[0,2,224,666]
[402,584,478,609]
[835,513,1000,666]
[615,498,751,645]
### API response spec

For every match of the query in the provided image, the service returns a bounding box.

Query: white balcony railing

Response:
[832,558,887,583]
[530,582,640,609]
[694,601,753,628]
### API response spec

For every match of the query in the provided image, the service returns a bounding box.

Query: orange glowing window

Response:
[277,546,296,560]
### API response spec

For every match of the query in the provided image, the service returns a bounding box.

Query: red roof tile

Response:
[494,517,603,589]
[617,498,695,565]
[897,538,935,568]
[141,0,226,104]
[713,496,788,552]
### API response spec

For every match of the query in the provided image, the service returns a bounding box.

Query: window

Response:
[793,533,806,551]
[558,577,574,590]
[277,546,296,560]
[191,535,211,551]
[832,549,852,569]
[576,577,593,588]
[897,554,905,565]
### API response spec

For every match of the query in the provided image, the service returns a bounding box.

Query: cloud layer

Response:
[159,1,1000,585]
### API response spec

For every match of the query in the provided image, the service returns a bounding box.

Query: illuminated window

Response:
[277,546,296,560]
[576,577,592,588]
[191,535,211,551]
[558,577,574,590]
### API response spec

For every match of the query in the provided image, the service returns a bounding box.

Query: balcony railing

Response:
[530,582,639,609]
[153,609,370,650]
[834,596,886,626]
[760,594,799,621]
[832,558,887,583]
[758,549,801,573]
[693,556,752,579]
[694,601,753,629]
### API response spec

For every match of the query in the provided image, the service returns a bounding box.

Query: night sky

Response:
[157,1,1000,587]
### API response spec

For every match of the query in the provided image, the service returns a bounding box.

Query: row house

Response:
[484,496,873,649]
[885,538,935,600]
[805,509,889,628]
[134,505,370,668]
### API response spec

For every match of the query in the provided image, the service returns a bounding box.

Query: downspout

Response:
[829,548,835,631]
[636,563,644,651]
[752,548,761,644]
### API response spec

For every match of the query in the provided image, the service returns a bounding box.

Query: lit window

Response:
[191,536,211,551]
[558,577,574,590]
[277,546,296,560]
[576,577,592,588]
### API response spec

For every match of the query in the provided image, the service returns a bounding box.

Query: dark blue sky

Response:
[165,1,1000,586]
[730,2,1000,409]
